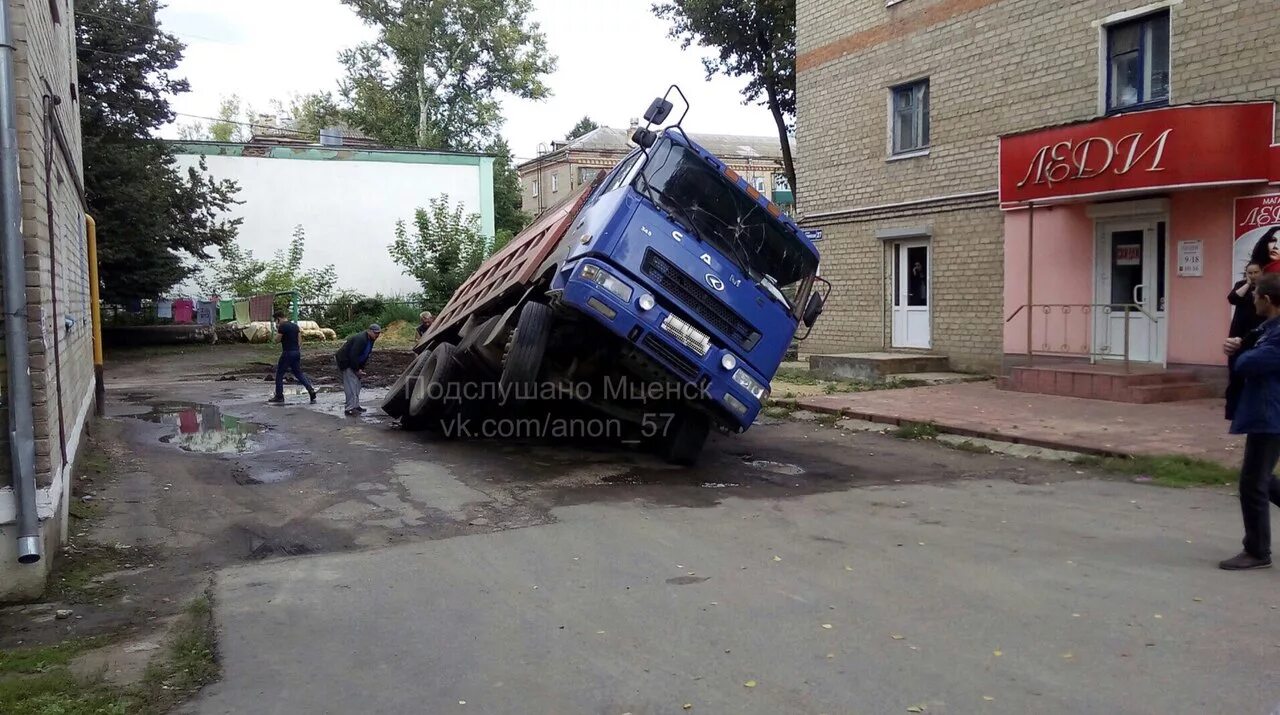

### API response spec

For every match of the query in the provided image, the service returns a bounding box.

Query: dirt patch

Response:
[219,348,417,388]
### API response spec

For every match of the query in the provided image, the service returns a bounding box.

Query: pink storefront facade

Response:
[1000,102,1280,375]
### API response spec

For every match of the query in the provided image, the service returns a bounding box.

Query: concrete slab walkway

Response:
[793,381,1239,466]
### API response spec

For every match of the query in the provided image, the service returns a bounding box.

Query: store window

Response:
[890,79,929,156]
[1106,10,1170,112]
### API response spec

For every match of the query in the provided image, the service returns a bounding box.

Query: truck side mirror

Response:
[643,98,673,125]
[631,127,657,149]
[802,292,825,328]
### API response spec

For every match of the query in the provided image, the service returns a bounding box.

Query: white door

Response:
[892,240,931,349]
[1094,220,1167,363]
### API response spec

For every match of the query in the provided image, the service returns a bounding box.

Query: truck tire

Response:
[409,343,461,418]
[498,302,552,403]
[662,412,711,466]
[382,349,430,418]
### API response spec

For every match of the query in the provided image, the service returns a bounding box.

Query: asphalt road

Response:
[79,347,1279,714]
[183,479,1276,715]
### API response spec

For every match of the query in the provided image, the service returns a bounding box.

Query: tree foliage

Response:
[489,138,529,249]
[78,0,242,303]
[389,197,489,311]
[653,0,798,194]
[177,94,251,141]
[337,0,557,151]
[566,115,599,141]
[197,225,337,304]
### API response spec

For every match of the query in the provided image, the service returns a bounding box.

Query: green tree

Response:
[390,197,489,311]
[566,115,599,141]
[276,92,345,139]
[197,225,338,304]
[208,94,247,142]
[338,0,557,151]
[488,137,529,248]
[78,0,242,303]
[653,0,798,194]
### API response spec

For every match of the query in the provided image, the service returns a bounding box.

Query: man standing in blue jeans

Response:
[268,311,317,404]
[1221,273,1280,570]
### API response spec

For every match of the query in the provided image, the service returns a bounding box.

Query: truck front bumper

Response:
[559,258,766,430]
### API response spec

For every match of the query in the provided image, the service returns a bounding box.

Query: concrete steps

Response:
[1001,365,1215,403]
[809,352,950,381]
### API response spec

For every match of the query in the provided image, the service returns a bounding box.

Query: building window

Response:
[531,179,539,198]
[890,79,929,156]
[551,174,559,193]
[578,167,599,185]
[752,176,767,194]
[1106,10,1169,112]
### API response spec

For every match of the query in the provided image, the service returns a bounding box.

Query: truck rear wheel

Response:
[409,343,461,418]
[662,412,711,466]
[498,302,552,403]
[382,349,429,419]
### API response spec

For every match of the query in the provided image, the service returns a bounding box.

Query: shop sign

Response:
[1234,193,1280,280]
[1177,240,1203,277]
[1114,244,1141,266]
[999,103,1276,205]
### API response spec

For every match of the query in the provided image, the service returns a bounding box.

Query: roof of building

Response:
[517,126,793,170]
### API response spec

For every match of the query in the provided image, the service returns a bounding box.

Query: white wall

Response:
[173,153,488,295]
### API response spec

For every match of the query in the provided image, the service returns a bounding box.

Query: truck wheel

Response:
[409,343,461,418]
[498,302,552,402]
[661,412,711,466]
[381,349,429,418]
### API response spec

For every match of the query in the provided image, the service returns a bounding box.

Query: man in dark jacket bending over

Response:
[335,324,381,416]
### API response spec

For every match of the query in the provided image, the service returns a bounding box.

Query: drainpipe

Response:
[0,1,40,563]
[86,216,103,416]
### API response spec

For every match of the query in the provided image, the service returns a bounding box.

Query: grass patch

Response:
[47,543,155,605]
[894,421,940,440]
[945,439,994,454]
[761,405,795,419]
[772,367,876,394]
[0,596,219,715]
[0,637,112,675]
[1073,454,1236,488]
[133,596,219,712]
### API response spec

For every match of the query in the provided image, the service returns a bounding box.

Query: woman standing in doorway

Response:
[1227,262,1267,419]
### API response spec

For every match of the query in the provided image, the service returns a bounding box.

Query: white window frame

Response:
[887,78,930,160]
[752,176,767,193]
[551,173,559,193]
[531,178,539,198]
[1094,1,1180,115]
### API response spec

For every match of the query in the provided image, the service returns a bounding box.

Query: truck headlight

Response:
[732,368,769,400]
[580,263,634,302]
[720,353,737,371]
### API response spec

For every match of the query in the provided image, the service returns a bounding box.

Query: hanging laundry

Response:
[233,300,251,324]
[218,299,235,321]
[172,298,195,324]
[197,301,217,326]
[156,298,173,319]
[249,294,274,322]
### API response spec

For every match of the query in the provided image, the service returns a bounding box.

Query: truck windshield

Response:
[634,137,817,290]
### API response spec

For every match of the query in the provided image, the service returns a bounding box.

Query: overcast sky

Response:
[156,0,782,161]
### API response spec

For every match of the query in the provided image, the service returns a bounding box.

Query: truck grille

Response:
[642,333,700,381]
[641,250,760,349]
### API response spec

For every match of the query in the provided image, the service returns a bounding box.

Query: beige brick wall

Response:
[795,0,1280,366]
[0,0,92,489]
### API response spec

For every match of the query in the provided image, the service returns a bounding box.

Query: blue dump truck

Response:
[381,88,828,464]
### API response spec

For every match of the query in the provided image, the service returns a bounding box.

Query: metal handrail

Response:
[1004,302,1159,372]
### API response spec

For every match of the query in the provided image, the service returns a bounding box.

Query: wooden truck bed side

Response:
[418,173,605,349]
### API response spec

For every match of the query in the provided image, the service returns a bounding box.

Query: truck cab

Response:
[550,127,821,440]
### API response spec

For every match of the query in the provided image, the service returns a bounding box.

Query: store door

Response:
[1094,220,1167,363]
[892,240,931,349]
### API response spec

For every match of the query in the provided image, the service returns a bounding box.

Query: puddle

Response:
[131,403,263,454]
[743,459,805,476]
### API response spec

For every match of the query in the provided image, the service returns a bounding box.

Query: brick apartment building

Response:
[0,0,94,599]
[796,0,1280,376]
[517,125,795,218]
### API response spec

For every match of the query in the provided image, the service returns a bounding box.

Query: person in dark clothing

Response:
[335,324,381,416]
[1220,273,1280,570]
[416,311,434,339]
[1225,263,1266,419]
[268,311,317,404]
